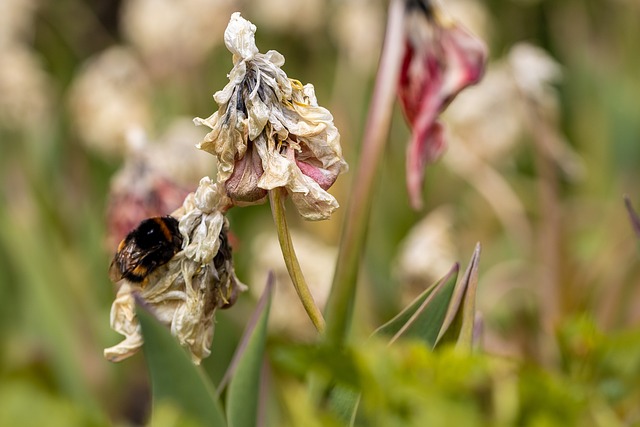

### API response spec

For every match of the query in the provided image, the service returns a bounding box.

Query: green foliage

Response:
[226,275,274,427]
[137,306,226,427]
[374,264,459,348]
[0,380,107,427]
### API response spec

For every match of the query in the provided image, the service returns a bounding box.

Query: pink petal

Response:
[296,159,339,191]
[398,8,487,209]
[225,145,267,203]
[406,121,444,210]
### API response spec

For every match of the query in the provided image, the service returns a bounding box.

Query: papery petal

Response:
[224,12,259,61]
[439,23,487,105]
[264,49,285,67]
[104,282,143,362]
[247,96,270,141]
[195,14,347,219]
[256,140,339,220]
[194,108,247,182]
[296,159,339,191]
[179,177,226,264]
[105,180,245,364]
[289,175,340,221]
[225,144,267,203]
[255,135,294,189]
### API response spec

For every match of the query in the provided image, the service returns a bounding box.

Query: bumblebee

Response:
[109,216,183,284]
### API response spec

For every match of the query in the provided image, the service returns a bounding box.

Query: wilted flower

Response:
[0,45,53,130]
[106,128,194,249]
[68,46,151,158]
[0,0,37,47]
[195,12,348,221]
[398,0,487,209]
[105,177,245,364]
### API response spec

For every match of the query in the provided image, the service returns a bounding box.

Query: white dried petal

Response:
[105,179,244,365]
[104,282,143,362]
[224,12,259,60]
[180,177,228,264]
[194,13,347,221]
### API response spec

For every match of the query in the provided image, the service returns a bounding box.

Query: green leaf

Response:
[137,303,226,427]
[374,263,460,348]
[436,243,482,350]
[226,273,274,427]
[327,385,361,427]
[330,265,460,426]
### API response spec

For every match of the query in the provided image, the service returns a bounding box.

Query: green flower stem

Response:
[269,188,326,333]
[324,0,406,348]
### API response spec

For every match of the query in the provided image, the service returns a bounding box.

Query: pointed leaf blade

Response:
[226,273,274,427]
[137,304,226,427]
[374,263,460,348]
[436,243,481,349]
[330,264,460,424]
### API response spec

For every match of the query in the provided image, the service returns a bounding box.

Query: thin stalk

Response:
[520,93,561,365]
[269,188,326,333]
[323,0,406,348]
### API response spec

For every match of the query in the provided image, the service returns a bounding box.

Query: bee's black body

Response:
[109,216,183,283]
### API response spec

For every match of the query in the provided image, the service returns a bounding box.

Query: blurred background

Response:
[1,0,639,425]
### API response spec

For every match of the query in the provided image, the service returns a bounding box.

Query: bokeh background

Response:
[1,0,640,425]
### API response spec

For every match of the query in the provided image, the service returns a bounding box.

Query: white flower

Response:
[104,178,246,364]
[194,13,348,221]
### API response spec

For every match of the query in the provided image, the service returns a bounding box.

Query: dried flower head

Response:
[106,135,188,249]
[398,0,487,209]
[105,120,218,248]
[0,0,37,47]
[68,47,151,158]
[194,12,348,221]
[0,45,52,130]
[105,177,245,364]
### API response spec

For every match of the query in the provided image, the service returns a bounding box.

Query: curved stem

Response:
[269,188,326,333]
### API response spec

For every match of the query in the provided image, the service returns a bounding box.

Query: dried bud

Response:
[194,13,348,221]
[398,0,487,209]
[105,178,245,364]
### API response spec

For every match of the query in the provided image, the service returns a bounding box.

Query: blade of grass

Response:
[436,243,481,350]
[374,263,460,348]
[137,301,226,427]
[329,264,460,424]
[0,210,102,417]
[226,273,274,427]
